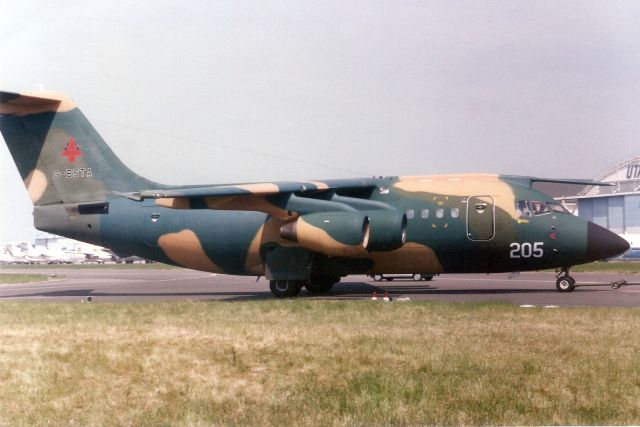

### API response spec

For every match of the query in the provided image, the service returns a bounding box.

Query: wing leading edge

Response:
[115,178,394,218]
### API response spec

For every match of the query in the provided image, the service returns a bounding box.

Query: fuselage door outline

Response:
[466,195,496,241]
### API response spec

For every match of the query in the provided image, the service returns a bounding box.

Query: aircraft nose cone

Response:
[587,222,630,261]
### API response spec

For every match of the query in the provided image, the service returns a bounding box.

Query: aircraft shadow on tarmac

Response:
[1,288,273,301]
[1,281,614,302]
[345,282,587,295]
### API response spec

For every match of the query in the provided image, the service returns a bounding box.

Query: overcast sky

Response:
[1,1,640,242]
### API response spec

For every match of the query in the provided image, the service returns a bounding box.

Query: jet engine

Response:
[279,211,407,257]
[280,212,370,257]
[365,211,407,252]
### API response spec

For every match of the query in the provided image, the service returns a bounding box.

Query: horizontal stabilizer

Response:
[0,90,76,115]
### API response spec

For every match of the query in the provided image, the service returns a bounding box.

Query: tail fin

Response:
[0,90,159,205]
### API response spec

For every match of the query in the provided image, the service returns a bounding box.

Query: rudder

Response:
[0,90,158,206]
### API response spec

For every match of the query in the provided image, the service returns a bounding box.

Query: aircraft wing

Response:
[119,178,393,218]
[502,175,615,187]
[136,178,378,199]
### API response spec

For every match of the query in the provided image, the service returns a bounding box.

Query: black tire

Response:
[386,278,393,281]
[373,275,383,282]
[270,280,303,298]
[556,276,576,292]
[422,275,434,281]
[306,276,339,294]
[412,274,422,281]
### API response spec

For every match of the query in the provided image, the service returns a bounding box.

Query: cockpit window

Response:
[529,201,551,215]
[516,200,569,217]
[546,201,570,214]
[516,200,533,218]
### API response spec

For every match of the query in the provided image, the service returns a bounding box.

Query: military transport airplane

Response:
[0,90,629,297]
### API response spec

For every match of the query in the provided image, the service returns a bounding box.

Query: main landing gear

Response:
[269,276,341,298]
[555,268,576,292]
[269,280,305,298]
[305,275,340,294]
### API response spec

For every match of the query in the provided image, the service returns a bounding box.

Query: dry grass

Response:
[0,263,177,270]
[0,301,638,426]
[571,261,640,273]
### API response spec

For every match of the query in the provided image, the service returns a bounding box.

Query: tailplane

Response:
[0,90,158,205]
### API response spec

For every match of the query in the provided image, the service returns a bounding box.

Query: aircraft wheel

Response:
[270,280,303,298]
[556,276,576,292]
[306,276,339,293]
[422,275,434,281]
[412,273,422,281]
[373,275,383,282]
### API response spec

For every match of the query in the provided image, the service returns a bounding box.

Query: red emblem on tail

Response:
[62,137,83,162]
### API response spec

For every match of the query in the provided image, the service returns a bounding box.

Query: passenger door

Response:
[467,196,495,241]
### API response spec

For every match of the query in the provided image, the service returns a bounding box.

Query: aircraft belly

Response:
[368,242,443,274]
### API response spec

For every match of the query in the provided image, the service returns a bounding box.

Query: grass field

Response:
[0,262,177,270]
[0,301,638,426]
[569,261,640,273]
[0,273,53,284]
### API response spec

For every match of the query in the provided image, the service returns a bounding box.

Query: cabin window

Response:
[451,207,460,218]
[436,208,444,218]
[406,208,415,219]
[420,209,429,219]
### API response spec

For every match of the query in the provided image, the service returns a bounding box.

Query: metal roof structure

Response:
[579,155,640,198]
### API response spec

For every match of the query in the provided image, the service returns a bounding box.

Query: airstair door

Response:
[467,196,495,241]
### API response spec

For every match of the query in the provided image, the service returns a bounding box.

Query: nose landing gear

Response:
[555,268,576,292]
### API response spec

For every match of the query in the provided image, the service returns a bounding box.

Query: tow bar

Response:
[611,279,628,290]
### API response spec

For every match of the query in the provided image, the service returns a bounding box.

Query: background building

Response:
[530,157,640,252]
[546,156,640,252]
[575,157,640,237]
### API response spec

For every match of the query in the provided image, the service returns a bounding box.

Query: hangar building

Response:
[575,157,640,236]
[543,156,640,251]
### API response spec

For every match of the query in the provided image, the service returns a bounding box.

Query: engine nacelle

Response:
[365,211,407,252]
[280,212,370,257]
[280,210,408,257]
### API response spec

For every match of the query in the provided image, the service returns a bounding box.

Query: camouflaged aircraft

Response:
[0,91,630,297]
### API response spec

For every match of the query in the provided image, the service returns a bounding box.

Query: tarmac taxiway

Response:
[1,268,640,306]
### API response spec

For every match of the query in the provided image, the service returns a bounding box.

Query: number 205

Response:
[509,242,544,258]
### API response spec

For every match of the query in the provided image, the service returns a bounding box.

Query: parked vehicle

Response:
[371,274,435,282]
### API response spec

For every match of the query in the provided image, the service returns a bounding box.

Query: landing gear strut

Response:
[555,268,576,292]
[305,276,340,294]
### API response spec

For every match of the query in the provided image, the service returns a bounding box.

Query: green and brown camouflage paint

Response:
[0,91,629,287]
